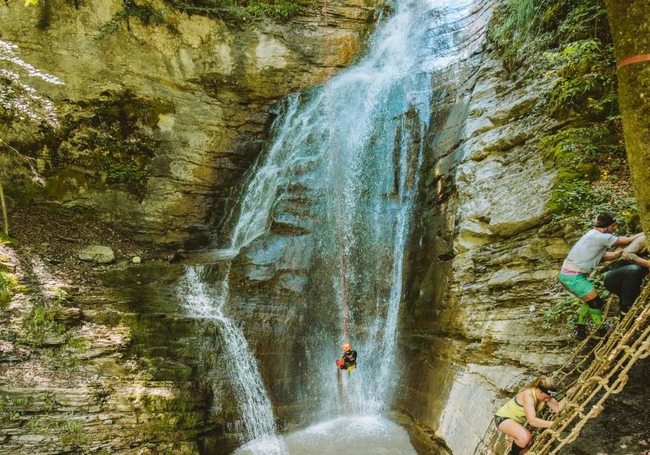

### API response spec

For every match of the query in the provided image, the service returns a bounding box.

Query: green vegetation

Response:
[98,0,316,35]
[540,120,633,228]
[491,0,640,333]
[43,90,172,200]
[99,0,179,39]
[545,39,617,119]
[141,392,203,439]
[0,269,19,306]
[490,0,612,71]
[0,232,15,246]
[488,0,537,64]
[491,0,634,228]
[25,305,67,344]
[542,296,577,330]
[0,273,16,304]
[163,0,315,24]
[42,346,82,370]
[59,417,87,446]
[0,389,86,449]
[0,395,33,421]
[22,415,88,447]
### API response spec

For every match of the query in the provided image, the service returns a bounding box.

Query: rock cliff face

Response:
[398,49,573,454]
[0,0,376,245]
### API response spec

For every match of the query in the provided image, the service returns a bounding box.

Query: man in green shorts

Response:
[558,212,640,340]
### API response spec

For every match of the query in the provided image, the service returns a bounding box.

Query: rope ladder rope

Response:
[526,284,650,454]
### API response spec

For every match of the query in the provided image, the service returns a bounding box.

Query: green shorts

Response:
[558,272,595,299]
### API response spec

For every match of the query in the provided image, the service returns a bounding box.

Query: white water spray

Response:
[178,266,286,452]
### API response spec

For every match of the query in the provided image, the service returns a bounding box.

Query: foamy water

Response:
[234,416,417,455]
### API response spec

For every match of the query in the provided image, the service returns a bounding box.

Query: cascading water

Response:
[179,0,487,452]
[178,266,287,454]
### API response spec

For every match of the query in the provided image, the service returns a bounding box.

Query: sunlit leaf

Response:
[25,0,39,6]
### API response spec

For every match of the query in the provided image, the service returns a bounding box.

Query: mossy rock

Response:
[0,232,17,246]
[0,270,19,306]
[556,164,600,183]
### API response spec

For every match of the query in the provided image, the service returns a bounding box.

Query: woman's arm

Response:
[522,390,553,429]
[545,397,565,414]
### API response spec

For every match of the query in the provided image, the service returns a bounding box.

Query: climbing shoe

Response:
[595,326,609,338]
[596,319,615,338]
[571,325,587,341]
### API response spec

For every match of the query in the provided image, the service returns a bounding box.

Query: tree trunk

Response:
[604,1,650,234]
[0,179,8,236]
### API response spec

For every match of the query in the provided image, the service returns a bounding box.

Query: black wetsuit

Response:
[340,349,357,370]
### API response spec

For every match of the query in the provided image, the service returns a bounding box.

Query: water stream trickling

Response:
[178,0,487,451]
[178,266,288,454]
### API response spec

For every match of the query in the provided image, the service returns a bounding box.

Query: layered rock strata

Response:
[0,0,376,245]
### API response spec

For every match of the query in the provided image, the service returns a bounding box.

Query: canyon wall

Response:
[1,1,647,454]
[1,0,376,245]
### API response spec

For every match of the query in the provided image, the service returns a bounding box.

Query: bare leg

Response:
[498,420,532,453]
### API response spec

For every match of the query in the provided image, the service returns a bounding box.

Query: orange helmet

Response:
[342,343,352,351]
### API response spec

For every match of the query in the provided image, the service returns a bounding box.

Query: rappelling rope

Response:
[322,0,350,343]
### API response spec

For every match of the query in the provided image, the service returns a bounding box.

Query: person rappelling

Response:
[336,343,357,371]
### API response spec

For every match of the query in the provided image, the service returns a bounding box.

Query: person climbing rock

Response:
[604,233,649,319]
[558,212,639,340]
[494,376,566,455]
[336,343,357,371]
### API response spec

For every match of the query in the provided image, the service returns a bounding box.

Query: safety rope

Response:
[322,0,350,343]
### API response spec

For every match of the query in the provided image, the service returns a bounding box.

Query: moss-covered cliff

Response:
[1,0,378,246]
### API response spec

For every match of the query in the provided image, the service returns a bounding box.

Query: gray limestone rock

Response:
[78,246,115,264]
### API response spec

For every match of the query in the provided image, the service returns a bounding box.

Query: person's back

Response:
[562,228,618,275]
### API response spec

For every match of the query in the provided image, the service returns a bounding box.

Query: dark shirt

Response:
[340,349,357,369]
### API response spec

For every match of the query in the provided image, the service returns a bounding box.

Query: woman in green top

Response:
[494,376,565,455]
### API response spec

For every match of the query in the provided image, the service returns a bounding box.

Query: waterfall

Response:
[219,0,483,418]
[178,266,287,453]
[181,0,487,450]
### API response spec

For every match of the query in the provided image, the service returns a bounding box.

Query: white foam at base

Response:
[234,415,417,455]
